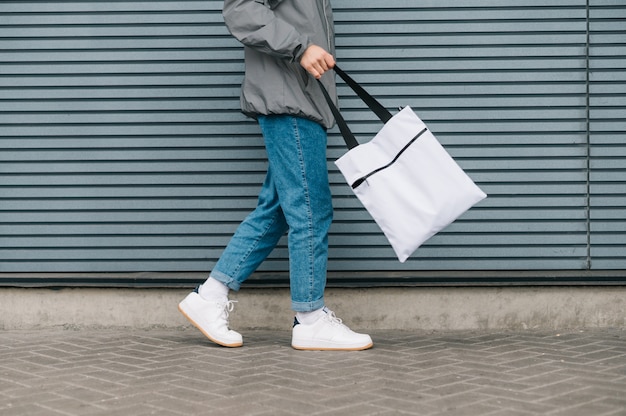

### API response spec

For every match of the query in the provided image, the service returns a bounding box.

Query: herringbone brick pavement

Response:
[0,328,624,415]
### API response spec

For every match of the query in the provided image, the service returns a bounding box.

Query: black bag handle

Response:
[333,65,392,123]
[318,65,393,149]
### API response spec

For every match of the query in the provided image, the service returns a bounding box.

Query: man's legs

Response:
[208,115,330,309]
[180,115,371,349]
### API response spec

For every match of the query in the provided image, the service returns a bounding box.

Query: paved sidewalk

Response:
[0,327,624,416]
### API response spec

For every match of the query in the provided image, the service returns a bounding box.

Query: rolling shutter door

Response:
[0,1,624,285]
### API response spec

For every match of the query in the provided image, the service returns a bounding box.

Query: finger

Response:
[311,62,324,78]
[324,54,335,68]
[309,66,321,79]
[320,58,329,71]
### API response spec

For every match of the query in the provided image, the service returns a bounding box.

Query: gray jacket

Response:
[222,0,337,129]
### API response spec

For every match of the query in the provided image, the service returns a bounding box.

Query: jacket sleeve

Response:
[222,0,311,62]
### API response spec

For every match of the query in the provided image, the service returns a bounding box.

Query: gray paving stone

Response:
[545,400,618,416]
[0,328,624,416]
[1,403,66,416]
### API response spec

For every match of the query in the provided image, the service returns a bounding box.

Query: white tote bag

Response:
[320,67,487,262]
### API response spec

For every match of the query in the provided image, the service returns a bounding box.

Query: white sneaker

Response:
[178,288,243,347]
[291,307,373,351]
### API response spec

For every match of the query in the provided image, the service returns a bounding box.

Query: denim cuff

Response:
[291,297,325,313]
[210,270,242,292]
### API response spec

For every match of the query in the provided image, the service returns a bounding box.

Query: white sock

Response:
[296,307,326,325]
[198,276,229,301]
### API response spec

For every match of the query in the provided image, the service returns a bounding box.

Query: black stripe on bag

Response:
[351,127,428,189]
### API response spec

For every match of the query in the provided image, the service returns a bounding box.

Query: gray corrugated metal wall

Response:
[0,1,624,285]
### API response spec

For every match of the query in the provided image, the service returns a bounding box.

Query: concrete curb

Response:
[1,286,624,330]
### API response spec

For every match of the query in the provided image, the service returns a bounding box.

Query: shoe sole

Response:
[178,303,243,348]
[291,341,373,351]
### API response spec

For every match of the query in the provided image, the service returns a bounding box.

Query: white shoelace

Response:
[217,300,237,322]
[323,308,350,329]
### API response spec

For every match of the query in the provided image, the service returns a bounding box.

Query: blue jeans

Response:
[211,115,333,312]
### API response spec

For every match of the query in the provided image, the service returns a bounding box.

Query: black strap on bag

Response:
[317,65,393,149]
[333,66,392,123]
